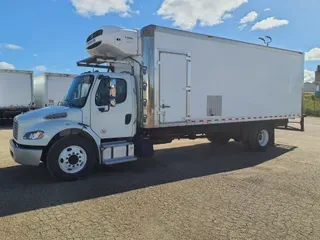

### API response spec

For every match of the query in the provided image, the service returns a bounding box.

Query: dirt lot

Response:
[0,118,320,240]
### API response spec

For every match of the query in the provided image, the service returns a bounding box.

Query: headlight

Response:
[23,131,45,140]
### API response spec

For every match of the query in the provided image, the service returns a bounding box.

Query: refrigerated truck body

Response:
[0,69,34,119]
[33,73,77,108]
[10,25,304,181]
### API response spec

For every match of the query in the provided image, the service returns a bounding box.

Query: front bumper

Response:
[9,139,42,166]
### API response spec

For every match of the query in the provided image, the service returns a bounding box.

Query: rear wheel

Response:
[247,125,272,151]
[46,136,96,181]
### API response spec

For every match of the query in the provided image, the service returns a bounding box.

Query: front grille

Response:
[13,119,19,140]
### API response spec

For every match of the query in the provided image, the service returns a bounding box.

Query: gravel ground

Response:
[0,118,319,240]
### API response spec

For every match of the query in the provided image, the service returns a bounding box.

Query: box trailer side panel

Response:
[151,28,304,127]
[33,74,47,108]
[47,74,75,106]
[0,70,33,108]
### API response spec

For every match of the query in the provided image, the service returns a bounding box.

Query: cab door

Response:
[90,75,134,139]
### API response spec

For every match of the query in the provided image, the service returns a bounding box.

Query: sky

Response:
[0,0,320,82]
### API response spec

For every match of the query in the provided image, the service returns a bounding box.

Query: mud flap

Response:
[269,127,275,147]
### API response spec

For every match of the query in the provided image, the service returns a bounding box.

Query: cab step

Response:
[101,141,137,165]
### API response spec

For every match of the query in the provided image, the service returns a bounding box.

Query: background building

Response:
[304,82,318,93]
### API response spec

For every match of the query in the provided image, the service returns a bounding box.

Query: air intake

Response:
[87,29,103,43]
[87,41,102,50]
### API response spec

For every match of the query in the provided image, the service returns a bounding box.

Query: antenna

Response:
[259,36,272,46]
[265,36,272,46]
[259,37,266,45]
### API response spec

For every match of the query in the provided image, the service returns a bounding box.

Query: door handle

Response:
[161,104,171,109]
[125,114,132,125]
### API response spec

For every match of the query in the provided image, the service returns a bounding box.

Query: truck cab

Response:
[9,25,152,181]
[10,70,142,181]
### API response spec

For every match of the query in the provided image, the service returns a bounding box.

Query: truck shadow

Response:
[0,142,296,217]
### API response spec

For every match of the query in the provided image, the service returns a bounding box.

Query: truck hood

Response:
[13,106,84,145]
[15,106,82,123]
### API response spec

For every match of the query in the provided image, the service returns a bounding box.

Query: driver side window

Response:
[95,78,127,106]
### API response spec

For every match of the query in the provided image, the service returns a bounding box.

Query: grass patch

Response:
[304,93,320,117]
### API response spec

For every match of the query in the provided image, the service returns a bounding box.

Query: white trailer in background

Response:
[33,73,77,108]
[0,69,34,119]
[10,25,305,181]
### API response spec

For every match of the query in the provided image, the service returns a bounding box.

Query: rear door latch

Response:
[161,104,171,109]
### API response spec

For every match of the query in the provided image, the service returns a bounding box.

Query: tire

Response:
[207,134,230,145]
[248,125,271,152]
[46,136,96,181]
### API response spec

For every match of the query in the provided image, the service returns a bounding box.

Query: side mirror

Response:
[109,79,116,98]
[109,98,116,107]
[109,79,116,107]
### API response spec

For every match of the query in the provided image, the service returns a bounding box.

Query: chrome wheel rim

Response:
[58,145,87,174]
[258,129,269,147]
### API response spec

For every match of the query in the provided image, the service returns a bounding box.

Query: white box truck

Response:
[10,25,304,181]
[0,69,34,120]
[33,73,77,108]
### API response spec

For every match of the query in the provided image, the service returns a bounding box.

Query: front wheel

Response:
[46,136,96,181]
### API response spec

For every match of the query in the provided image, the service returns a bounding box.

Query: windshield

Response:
[64,75,94,108]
